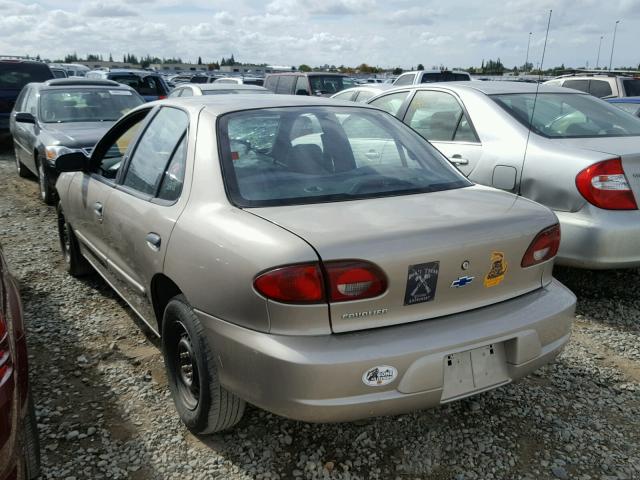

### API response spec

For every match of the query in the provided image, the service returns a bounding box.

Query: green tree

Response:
[417,63,424,70]
[392,67,403,75]
[298,64,312,72]
[198,56,202,65]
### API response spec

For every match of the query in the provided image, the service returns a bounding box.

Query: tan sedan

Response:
[54,95,576,433]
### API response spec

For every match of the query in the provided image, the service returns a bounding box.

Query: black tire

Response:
[15,149,29,178]
[57,204,92,277]
[22,395,40,479]
[37,160,55,205]
[162,295,245,434]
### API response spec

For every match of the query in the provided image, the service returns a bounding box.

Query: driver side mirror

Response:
[295,89,310,96]
[15,112,35,124]
[55,151,88,172]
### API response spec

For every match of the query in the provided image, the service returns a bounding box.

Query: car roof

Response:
[381,81,579,96]
[185,84,268,91]
[142,94,377,116]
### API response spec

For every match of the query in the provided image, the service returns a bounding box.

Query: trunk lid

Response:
[552,136,640,205]
[248,186,557,333]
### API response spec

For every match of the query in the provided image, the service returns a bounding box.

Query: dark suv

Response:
[10,79,144,204]
[0,59,53,136]
[264,72,354,96]
[86,69,170,101]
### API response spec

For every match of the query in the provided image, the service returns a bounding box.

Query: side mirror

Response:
[55,152,88,172]
[15,112,35,124]
[295,89,309,96]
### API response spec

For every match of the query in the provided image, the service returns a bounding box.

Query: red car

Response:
[0,245,39,480]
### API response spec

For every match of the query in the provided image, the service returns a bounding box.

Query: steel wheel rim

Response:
[174,323,200,411]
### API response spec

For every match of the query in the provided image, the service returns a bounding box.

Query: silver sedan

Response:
[53,95,575,432]
[368,82,640,269]
[168,83,269,97]
[330,84,391,103]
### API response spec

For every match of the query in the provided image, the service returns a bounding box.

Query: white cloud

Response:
[81,2,138,17]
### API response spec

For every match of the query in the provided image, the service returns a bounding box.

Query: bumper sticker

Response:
[484,251,507,287]
[362,365,397,386]
[404,261,439,305]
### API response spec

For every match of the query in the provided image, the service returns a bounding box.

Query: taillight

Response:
[521,224,561,268]
[0,311,11,385]
[158,95,167,100]
[254,260,387,304]
[325,261,387,302]
[575,158,638,210]
[254,263,324,303]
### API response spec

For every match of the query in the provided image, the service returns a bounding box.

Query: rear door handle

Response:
[145,232,161,251]
[93,202,103,221]
[451,154,469,165]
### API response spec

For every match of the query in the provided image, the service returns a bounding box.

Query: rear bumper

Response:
[197,279,576,423]
[555,206,640,269]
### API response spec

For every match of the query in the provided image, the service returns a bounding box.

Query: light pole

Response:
[609,20,620,71]
[524,32,532,73]
[595,35,603,69]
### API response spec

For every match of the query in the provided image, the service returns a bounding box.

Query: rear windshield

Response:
[218,106,470,207]
[421,72,470,83]
[111,75,167,96]
[492,92,640,138]
[203,89,268,95]
[39,88,144,123]
[623,79,640,97]
[0,62,53,89]
[309,76,350,95]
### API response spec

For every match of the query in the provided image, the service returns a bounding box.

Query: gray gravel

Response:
[0,144,638,480]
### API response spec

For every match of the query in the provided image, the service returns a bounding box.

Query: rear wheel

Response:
[22,395,40,479]
[57,205,91,277]
[162,295,245,434]
[15,149,29,178]
[37,160,55,205]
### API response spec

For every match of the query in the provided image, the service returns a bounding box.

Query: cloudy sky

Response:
[0,0,638,69]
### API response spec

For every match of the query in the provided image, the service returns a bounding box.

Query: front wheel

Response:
[162,295,245,434]
[37,160,55,205]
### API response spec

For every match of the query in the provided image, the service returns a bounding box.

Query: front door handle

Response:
[93,202,103,221]
[145,232,161,252]
[450,154,469,166]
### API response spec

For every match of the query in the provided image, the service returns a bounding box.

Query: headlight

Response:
[45,146,79,164]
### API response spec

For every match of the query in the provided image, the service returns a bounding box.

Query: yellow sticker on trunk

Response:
[484,251,507,287]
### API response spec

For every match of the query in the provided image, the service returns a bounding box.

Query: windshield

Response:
[218,106,470,207]
[203,89,269,95]
[39,88,143,123]
[309,76,350,95]
[492,92,640,138]
[623,79,640,96]
[611,102,640,116]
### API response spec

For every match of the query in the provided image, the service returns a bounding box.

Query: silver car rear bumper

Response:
[196,279,575,423]
[556,206,640,269]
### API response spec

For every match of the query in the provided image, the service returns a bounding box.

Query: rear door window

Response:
[123,107,189,195]
[563,80,589,93]
[404,90,479,142]
[589,80,613,98]
[368,91,410,116]
[622,79,640,97]
[393,74,415,86]
[275,76,295,94]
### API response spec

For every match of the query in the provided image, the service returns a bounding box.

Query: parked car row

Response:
[1,56,639,450]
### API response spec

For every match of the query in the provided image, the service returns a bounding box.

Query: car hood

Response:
[41,121,115,148]
[248,185,557,333]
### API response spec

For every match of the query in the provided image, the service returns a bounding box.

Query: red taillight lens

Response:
[521,224,561,268]
[254,260,387,304]
[254,263,324,303]
[575,158,638,210]
[325,261,387,302]
[158,95,167,100]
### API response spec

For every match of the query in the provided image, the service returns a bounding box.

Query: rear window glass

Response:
[0,62,53,89]
[623,79,640,97]
[39,88,143,123]
[218,106,470,207]
[420,72,470,83]
[589,80,613,98]
[309,76,348,95]
[492,92,640,138]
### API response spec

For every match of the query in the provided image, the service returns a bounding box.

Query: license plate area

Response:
[441,343,510,402]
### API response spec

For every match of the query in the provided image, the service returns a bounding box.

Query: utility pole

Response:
[596,35,603,69]
[524,32,532,72]
[609,20,620,71]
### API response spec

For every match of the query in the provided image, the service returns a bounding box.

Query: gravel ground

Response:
[0,143,638,480]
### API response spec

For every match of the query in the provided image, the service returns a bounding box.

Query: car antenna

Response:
[519,9,552,196]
